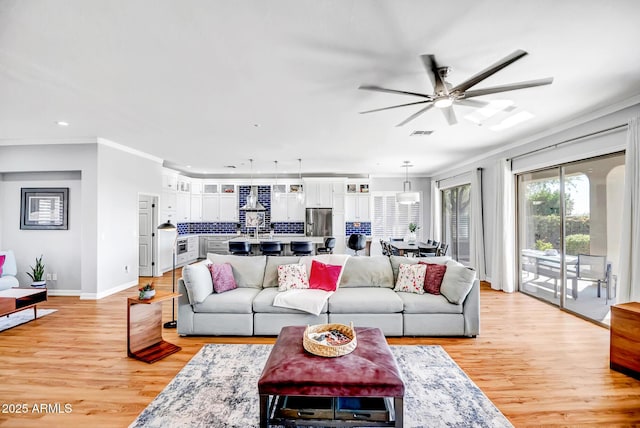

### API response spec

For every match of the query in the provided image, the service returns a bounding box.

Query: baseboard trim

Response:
[46,289,81,297]
[80,279,138,300]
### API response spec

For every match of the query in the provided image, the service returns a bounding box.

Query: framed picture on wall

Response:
[20,188,69,230]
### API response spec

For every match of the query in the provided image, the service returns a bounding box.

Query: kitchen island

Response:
[225,236,326,256]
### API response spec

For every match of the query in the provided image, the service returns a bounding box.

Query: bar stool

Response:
[290,241,314,256]
[316,237,336,254]
[228,241,251,256]
[259,241,282,256]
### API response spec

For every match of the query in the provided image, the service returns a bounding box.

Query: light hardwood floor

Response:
[0,272,639,427]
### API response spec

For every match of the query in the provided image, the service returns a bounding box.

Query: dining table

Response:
[386,240,437,257]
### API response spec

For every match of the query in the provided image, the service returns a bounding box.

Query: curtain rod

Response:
[436,168,482,187]
[508,123,628,162]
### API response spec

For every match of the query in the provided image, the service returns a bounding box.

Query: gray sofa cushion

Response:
[389,255,451,282]
[181,261,213,304]
[397,291,463,314]
[328,288,403,313]
[253,288,328,313]
[208,254,266,288]
[262,256,301,288]
[193,288,260,313]
[339,256,394,288]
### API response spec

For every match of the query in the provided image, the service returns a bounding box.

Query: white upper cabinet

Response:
[304,180,333,207]
[271,184,305,222]
[201,185,238,222]
[345,194,371,221]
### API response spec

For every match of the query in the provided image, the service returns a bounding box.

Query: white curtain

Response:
[490,159,516,292]
[470,168,486,280]
[617,116,640,302]
[430,180,441,241]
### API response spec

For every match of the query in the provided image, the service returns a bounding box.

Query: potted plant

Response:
[138,283,156,300]
[27,255,46,287]
[408,223,420,244]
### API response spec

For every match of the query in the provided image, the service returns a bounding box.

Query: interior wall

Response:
[95,141,163,297]
[431,102,640,283]
[0,142,98,297]
[0,172,82,292]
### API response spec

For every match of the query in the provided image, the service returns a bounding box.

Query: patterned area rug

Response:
[130,344,512,428]
[0,308,57,332]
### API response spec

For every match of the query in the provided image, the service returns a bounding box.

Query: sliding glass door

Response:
[517,153,625,324]
[441,184,470,263]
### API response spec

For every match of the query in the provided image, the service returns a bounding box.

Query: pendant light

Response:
[240,159,266,211]
[396,161,420,205]
[296,158,305,203]
[273,160,282,201]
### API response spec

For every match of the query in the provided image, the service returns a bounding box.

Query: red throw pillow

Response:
[0,255,5,276]
[309,260,342,292]
[420,262,447,295]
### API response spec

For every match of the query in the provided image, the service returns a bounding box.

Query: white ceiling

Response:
[1,0,640,176]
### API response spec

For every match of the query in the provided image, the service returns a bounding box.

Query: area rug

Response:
[130,344,512,428]
[0,309,57,332]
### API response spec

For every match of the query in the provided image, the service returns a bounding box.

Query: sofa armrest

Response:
[177,279,195,336]
[462,279,480,337]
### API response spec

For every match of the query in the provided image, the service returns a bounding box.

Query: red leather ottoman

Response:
[258,325,404,427]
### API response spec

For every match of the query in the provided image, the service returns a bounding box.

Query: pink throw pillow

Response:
[208,263,237,293]
[0,255,5,276]
[420,262,447,295]
[309,260,342,292]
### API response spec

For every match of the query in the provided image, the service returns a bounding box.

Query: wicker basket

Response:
[303,322,357,357]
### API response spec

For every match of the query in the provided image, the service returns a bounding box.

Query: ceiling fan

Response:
[358,49,553,127]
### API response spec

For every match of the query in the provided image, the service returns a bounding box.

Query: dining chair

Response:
[229,241,252,256]
[576,254,612,301]
[437,243,449,257]
[380,239,389,256]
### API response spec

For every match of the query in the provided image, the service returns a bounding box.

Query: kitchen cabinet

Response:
[304,181,333,207]
[162,172,177,190]
[200,236,233,257]
[202,194,238,222]
[176,192,191,222]
[160,190,177,223]
[271,193,305,222]
[345,194,371,221]
[190,193,202,221]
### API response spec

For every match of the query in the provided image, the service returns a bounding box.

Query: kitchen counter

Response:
[226,236,326,244]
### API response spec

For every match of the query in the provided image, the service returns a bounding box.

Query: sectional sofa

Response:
[177,254,479,337]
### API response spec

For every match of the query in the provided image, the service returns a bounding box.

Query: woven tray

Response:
[303,322,357,357]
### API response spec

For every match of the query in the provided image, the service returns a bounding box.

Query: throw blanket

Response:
[273,289,333,316]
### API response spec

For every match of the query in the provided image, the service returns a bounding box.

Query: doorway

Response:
[138,194,159,277]
[517,152,625,325]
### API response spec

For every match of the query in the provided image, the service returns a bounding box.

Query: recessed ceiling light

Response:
[186,165,192,168]
[56,121,70,127]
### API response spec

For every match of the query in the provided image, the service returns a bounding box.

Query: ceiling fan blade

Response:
[420,54,448,95]
[441,106,458,125]
[456,98,490,108]
[463,77,554,98]
[396,103,435,127]
[450,49,528,93]
[358,85,432,99]
[359,100,430,114]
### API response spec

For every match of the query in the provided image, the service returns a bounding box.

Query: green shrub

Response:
[565,234,590,255]
[535,240,554,251]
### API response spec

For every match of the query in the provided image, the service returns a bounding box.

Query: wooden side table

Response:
[610,302,640,380]
[127,291,181,363]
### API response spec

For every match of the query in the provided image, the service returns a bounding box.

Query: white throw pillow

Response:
[182,262,214,304]
[393,263,427,294]
[277,263,310,291]
[440,264,476,304]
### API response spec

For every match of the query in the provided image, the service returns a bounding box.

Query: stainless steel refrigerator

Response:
[305,208,333,237]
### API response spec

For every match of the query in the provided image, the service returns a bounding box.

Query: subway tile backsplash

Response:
[345,221,371,236]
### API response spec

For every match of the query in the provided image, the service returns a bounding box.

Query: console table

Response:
[127,291,181,363]
[610,302,640,380]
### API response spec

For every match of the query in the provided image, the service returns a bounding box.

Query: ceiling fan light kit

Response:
[359,49,553,127]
